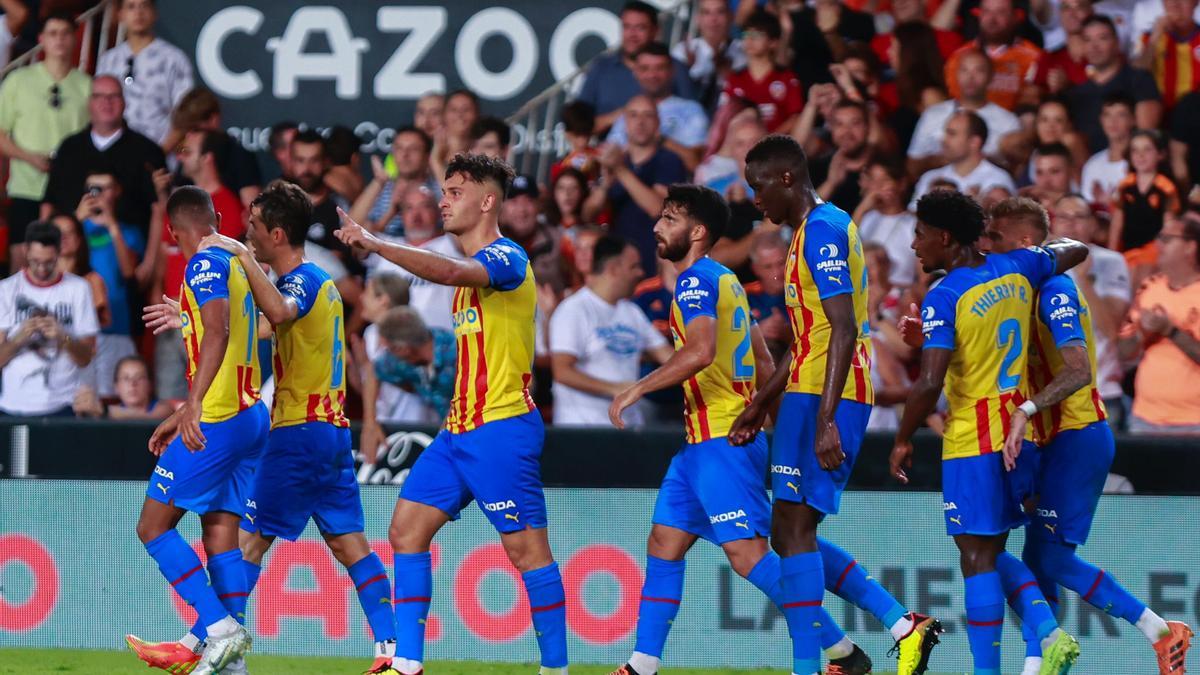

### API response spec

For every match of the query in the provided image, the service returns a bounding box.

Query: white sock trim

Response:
[889,613,915,641]
[1137,608,1170,642]
[628,651,660,675]
[205,616,239,638]
[392,657,423,674]
[179,633,201,652]
[824,635,855,659]
[1022,656,1043,675]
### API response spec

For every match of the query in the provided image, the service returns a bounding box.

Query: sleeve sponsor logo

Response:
[679,275,700,289]
[188,271,223,288]
[191,259,211,273]
[1050,293,1070,306]
[676,288,710,309]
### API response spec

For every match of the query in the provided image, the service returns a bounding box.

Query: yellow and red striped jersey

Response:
[179,248,261,423]
[270,262,349,429]
[1026,274,1107,444]
[669,257,757,444]
[1145,28,1200,110]
[920,247,1057,460]
[783,202,874,404]
[446,238,537,433]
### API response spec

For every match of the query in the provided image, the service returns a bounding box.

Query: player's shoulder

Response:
[1038,273,1080,301]
[284,261,332,287]
[808,201,852,229]
[186,247,232,276]
[478,237,530,264]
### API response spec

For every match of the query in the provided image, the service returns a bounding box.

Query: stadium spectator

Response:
[324,125,365,203]
[811,99,872,213]
[863,240,910,430]
[911,110,1016,205]
[870,0,965,64]
[1001,98,1090,185]
[1111,129,1180,255]
[780,0,875,88]
[1068,15,1161,152]
[96,0,192,151]
[469,116,511,160]
[413,92,444,141]
[266,120,298,179]
[349,126,438,237]
[607,42,709,171]
[671,0,745,110]
[1169,89,1200,190]
[744,230,791,359]
[1051,194,1133,426]
[1022,142,1076,208]
[1131,0,1200,50]
[41,75,167,234]
[696,114,764,201]
[908,49,1020,174]
[501,175,567,293]
[51,213,109,330]
[287,130,360,280]
[1134,0,1200,112]
[0,221,98,417]
[584,95,687,277]
[577,1,696,130]
[544,167,591,233]
[854,157,918,288]
[1033,0,1092,95]
[170,88,261,207]
[1119,211,1200,433]
[550,234,671,426]
[0,13,89,272]
[0,0,28,71]
[551,101,600,182]
[713,10,802,138]
[75,168,146,396]
[1081,94,1134,204]
[944,0,1043,111]
[369,185,462,332]
[106,355,172,420]
[883,21,949,149]
[431,89,478,179]
[372,306,457,421]
[564,224,604,291]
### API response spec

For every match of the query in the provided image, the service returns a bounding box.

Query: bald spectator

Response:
[910,110,1016,206]
[1067,15,1161,152]
[944,0,1043,111]
[96,0,193,150]
[42,75,167,233]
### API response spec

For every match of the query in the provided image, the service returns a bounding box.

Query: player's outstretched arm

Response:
[890,347,951,484]
[609,315,717,429]
[336,208,491,288]
[1042,237,1090,276]
[200,234,298,325]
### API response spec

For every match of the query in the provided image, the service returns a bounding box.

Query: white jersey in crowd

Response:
[907,100,1021,160]
[96,38,194,145]
[549,286,667,427]
[1068,244,1132,401]
[607,96,710,150]
[363,323,438,425]
[910,159,1017,209]
[1081,151,1128,204]
[0,271,99,415]
[369,234,462,332]
[856,209,918,287]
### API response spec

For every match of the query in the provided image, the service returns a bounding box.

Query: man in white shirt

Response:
[670,0,746,107]
[910,109,1017,208]
[96,0,193,150]
[0,1,29,71]
[907,49,1021,174]
[1051,194,1132,425]
[0,221,98,416]
[855,159,918,288]
[1080,94,1134,204]
[550,234,673,426]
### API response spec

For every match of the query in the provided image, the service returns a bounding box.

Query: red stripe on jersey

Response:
[1091,387,1106,421]
[469,292,488,429]
[791,295,814,383]
[852,343,867,403]
[306,394,321,422]
[273,350,284,387]
[453,333,470,433]
[521,372,535,411]
[975,398,993,454]
[322,394,335,424]
[998,391,1020,438]
[686,376,711,441]
[1164,41,1178,108]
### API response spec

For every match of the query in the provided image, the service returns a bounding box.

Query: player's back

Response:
[271,261,349,429]
[920,247,1056,458]
[1027,274,1107,443]
[670,257,756,443]
[446,237,537,433]
[783,202,874,405]
[179,248,261,422]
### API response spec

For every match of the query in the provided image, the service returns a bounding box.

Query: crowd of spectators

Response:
[2,0,1200,438]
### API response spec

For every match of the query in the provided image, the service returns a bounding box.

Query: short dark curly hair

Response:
[916,190,985,246]
[251,180,314,247]
[445,153,515,196]
[664,184,730,245]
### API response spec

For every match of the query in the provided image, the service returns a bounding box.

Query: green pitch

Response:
[0,649,914,674]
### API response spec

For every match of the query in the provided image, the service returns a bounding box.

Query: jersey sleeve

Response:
[473,239,530,291]
[801,217,853,299]
[184,251,231,307]
[1038,277,1087,348]
[277,268,321,319]
[920,286,958,350]
[1008,245,1057,289]
[674,270,719,325]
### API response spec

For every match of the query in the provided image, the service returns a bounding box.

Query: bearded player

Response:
[336,153,568,675]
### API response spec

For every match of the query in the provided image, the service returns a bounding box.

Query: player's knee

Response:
[389,521,429,553]
[135,518,164,545]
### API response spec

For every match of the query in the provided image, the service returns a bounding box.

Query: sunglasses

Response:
[124,56,135,85]
[49,84,60,109]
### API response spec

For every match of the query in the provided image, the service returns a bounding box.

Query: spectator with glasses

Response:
[0,12,89,272]
[96,0,194,151]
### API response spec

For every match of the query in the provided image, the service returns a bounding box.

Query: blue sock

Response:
[207,549,249,627]
[522,562,568,669]
[1032,538,1146,623]
[996,552,1057,641]
[745,552,847,650]
[144,531,228,631]
[190,559,262,642]
[633,556,685,659]
[964,571,1005,675]
[818,537,906,629]
[349,553,396,643]
[780,552,824,675]
[393,552,432,662]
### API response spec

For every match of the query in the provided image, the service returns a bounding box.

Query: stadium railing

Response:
[0,0,123,80]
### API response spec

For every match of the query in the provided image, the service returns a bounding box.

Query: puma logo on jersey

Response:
[156,483,169,494]
[735,521,750,530]
[949,516,963,525]
[504,512,520,523]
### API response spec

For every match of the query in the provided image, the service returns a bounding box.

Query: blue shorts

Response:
[942,452,1028,536]
[652,433,771,545]
[1030,422,1115,545]
[241,422,363,540]
[401,410,546,534]
[1008,439,1042,509]
[147,403,268,516]
[769,393,871,515]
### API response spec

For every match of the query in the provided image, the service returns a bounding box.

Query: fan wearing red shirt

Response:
[1034,0,1093,94]
[870,0,965,64]
[717,11,803,135]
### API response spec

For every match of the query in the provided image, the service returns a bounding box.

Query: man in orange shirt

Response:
[944,0,1042,110]
[1119,210,1200,433]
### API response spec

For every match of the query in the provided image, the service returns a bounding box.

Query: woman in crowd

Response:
[52,213,109,330]
[1001,98,1089,184]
